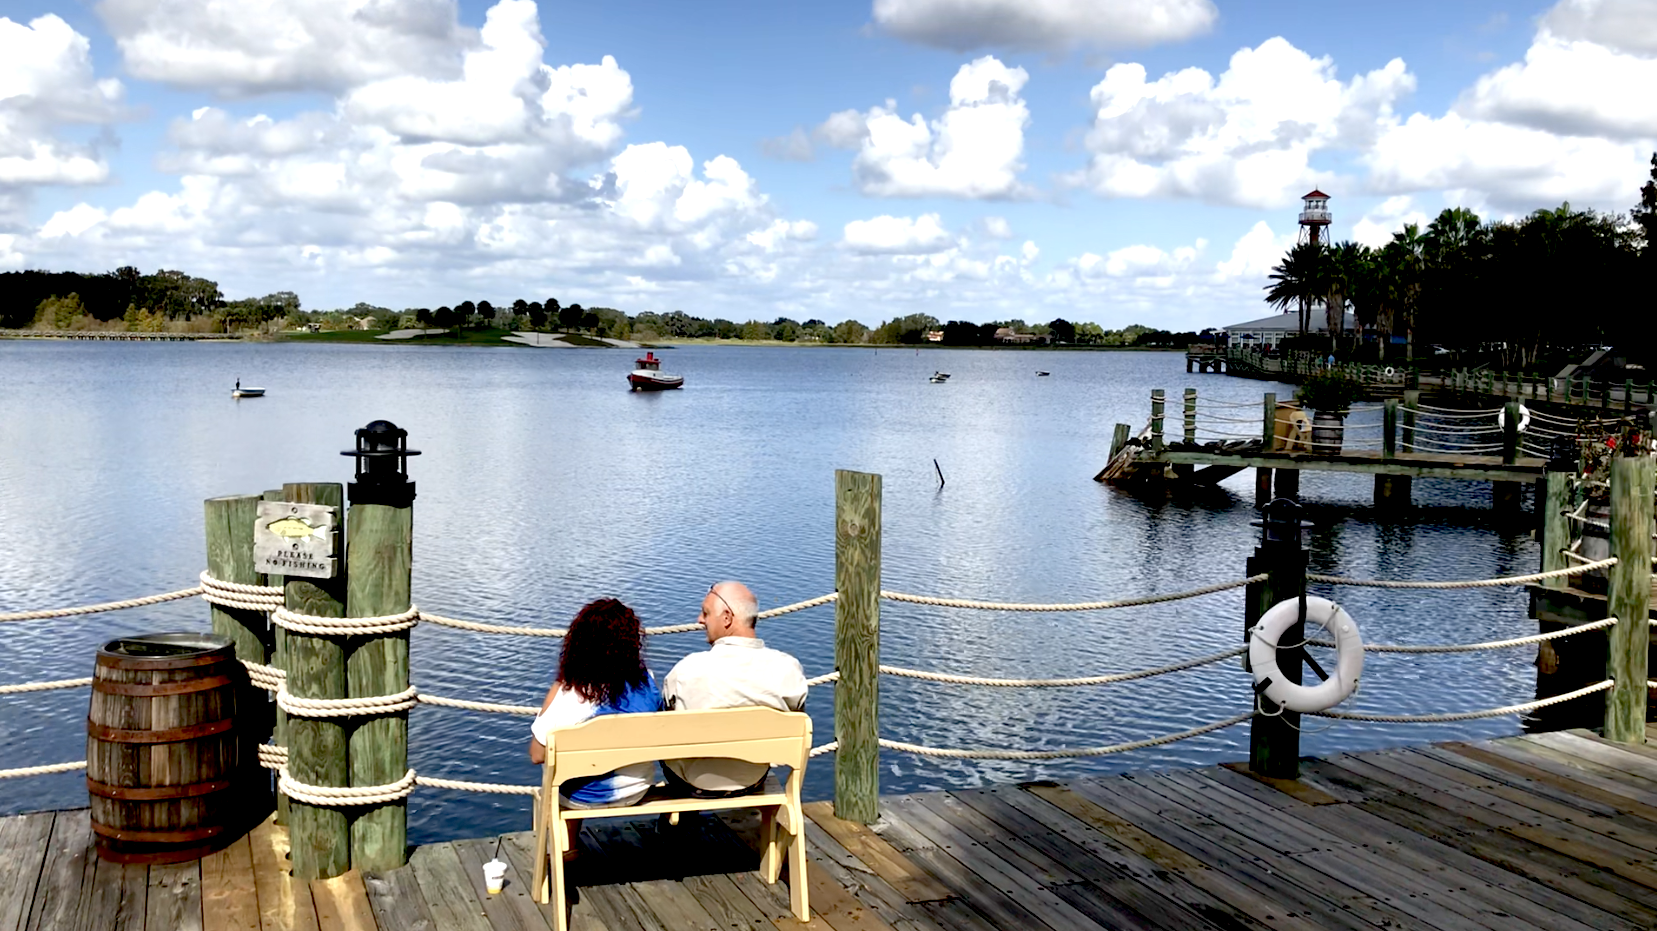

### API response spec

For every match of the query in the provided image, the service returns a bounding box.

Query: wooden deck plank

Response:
[800,804,948,904]
[681,874,773,931]
[1215,762,1343,806]
[1448,740,1657,813]
[861,803,1048,931]
[81,857,147,931]
[309,870,376,931]
[249,819,318,931]
[630,880,723,931]
[1404,747,1657,847]
[0,813,53,931]
[798,820,944,931]
[453,836,553,931]
[1525,732,1657,784]
[408,843,493,931]
[203,837,260,931]
[146,862,202,931]
[362,867,438,931]
[24,810,93,931]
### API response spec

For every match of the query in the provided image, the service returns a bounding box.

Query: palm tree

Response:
[1384,224,1426,361]
[1264,242,1326,336]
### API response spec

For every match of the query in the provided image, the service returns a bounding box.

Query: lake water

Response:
[0,340,1542,844]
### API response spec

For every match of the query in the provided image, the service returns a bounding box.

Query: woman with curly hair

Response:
[528,598,662,810]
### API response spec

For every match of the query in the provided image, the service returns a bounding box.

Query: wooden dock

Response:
[8,728,1657,930]
[1152,447,1547,483]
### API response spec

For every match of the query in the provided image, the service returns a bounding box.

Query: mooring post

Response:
[1382,399,1398,459]
[1604,451,1654,743]
[260,488,287,825]
[1151,389,1165,454]
[1109,423,1130,464]
[1261,392,1276,449]
[1183,388,1197,445]
[280,482,350,881]
[1245,498,1305,778]
[834,469,881,823]
[1502,401,1521,465]
[1402,390,1418,452]
[204,493,276,833]
[343,422,418,871]
[1540,467,1572,591]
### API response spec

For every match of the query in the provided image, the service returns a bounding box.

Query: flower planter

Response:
[1311,411,1344,455]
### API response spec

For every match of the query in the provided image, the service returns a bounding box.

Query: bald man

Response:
[661,581,808,796]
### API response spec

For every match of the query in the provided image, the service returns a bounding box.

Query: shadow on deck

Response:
[8,727,1657,930]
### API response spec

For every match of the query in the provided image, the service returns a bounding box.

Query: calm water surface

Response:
[0,341,1540,843]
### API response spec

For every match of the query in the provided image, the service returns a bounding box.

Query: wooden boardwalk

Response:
[9,728,1657,930]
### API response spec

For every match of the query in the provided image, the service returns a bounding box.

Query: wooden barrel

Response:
[87,632,242,864]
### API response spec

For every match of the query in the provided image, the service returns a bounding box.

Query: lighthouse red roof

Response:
[1302,189,1330,199]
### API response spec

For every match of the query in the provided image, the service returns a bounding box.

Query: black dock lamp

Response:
[342,420,420,506]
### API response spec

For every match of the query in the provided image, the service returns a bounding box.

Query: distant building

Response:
[994,327,1040,344]
[1223,311,1355,349]
[924,330,944,342]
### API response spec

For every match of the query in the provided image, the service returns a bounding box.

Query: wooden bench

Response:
[530,706,812,931]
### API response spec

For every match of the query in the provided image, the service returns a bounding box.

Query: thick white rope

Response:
[273,605,419,636]
[0,587,203,622]
[0,760,87,779]
[809,742,839,757]
[416,775,537,796]
[878,646,1246,687]
[243,661,286,692]
[877,712,1251,760]
[0,678,93,695]
[805,672,839,687]
[1306,617,1617,653]
[278,686,420,718]
[1567,512,1611,530]
[881,575,1264,612]
[420,592,838,638]
[258,744,288,769]
[417,694,539,715]
[279,767,417,806]
[1309,680,1613,723]
[199,572,284,612]
[1307,558,1615,588]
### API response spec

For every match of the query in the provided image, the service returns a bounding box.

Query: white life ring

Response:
[1384,367,1395,378]
[1496,404,1532,434]
[1249,596,1363,713]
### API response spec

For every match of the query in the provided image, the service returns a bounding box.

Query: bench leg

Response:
[759,808,781,883]
[552,816,570,931]
[532,791,550,904]
[787,806,809,921]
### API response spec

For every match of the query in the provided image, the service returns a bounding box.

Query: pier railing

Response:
[3,455,1652,875]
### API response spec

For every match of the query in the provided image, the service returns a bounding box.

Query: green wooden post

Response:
[1183,388,1197,445]
[1261,392,1277,448]
[346,486,414,872]
[1383,399,1398,459]
[1151,389,1165,455]
[1109,423,1130,464]
[1604,453,1654,743]
[1502,401,1521,465]
[260,488,286,825]
[1540,469,1572,591]
[1402,390,1419,453]
[281,482,350,881]
[1246,500,1305,778]
[204,493,275,833]
[834,470,881,823]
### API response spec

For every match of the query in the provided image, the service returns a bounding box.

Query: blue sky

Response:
[2,0,1652,328]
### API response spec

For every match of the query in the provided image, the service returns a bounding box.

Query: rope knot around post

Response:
[271,605,419,636]
[279,767,417,807]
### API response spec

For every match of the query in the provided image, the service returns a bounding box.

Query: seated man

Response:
[661,581,808,796]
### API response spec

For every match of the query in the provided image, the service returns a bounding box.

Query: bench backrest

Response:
[545,706,812,781]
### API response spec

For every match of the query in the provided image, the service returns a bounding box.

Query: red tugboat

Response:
[627,352,684,391]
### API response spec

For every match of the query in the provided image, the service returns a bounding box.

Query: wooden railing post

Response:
[1604,452,1654,743]
[1540,468,1572,591]
[834,469,882,823]
[1246,498,1305,778]
[1150,389,1166,454]
[204,493,275,834]
[281,482,350,881]
[1257,392,1276,508]
[1109,423,1130,464]
[1383,399,1398,459]
[1183,388,1197,445]
[1402,390,1419,453]
[346,441,416,872]
[1502,401,1521,464]
[260,488,286,825]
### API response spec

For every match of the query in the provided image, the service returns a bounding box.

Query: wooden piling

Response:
[281,482,350,881]
[1502,401,1521,464]
[1151,389,1165,454]
[1273,467,1299,501]
[346,497,414,871]
[1254,469,1272,509]
[203,493,274,834]
[1183,388,1196,445]
[1245,511,1306,778]
[1604,453,1654,743]
[1382,399,1398,459]
[1402,390,1418,453]
[1260,392,1276,449]
[260,489,287,826]
[834,470,881,823]
[1109,423,1130,464]
[1540,470,1572,591]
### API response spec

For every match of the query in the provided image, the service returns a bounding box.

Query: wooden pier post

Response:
[260,488,287,825]
[1382,399,1398,459]
[281,483,350,881]
[1183,388,1197,445]
[1402,390,1418,453]
[1255,469,1273,509]
[1246,499,1306,778]
[834,470,882,823]
[346,476,415,872]
[1151,389,1165,454]
[1502,401,1522,464]
[1109,423,1130,464]
[1261,393,1276,449]
[204,493,275,833]
[1274,467,1300,500]
[1604,452,1654,743]
[1539,468,1572,591]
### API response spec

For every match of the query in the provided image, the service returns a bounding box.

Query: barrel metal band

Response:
[87,718,233,743]
[86,776,232,801]
[92,675,235,697]
[90,821,224,843]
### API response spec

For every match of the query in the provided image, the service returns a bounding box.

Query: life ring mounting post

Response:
[1243,497,1310,779]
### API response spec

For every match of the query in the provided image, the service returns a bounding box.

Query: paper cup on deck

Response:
[484,858,507,894]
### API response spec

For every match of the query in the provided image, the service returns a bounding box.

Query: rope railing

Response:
[878,645,1245,687]
[1309,680,1614,723]
[0,586,203,622]
[1306,617,1616,653]
[1307,558,1615,589]
[0,760,87,780]
[0,677,93,695]
[875,712,1251,760]
[880,575,1263,612]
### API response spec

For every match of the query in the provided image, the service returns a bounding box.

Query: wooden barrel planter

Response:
[87,633,243,864]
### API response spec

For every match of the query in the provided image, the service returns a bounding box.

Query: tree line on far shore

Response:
[1264,153,1657,370]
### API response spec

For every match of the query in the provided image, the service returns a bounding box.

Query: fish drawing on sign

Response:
[267,516,322,539]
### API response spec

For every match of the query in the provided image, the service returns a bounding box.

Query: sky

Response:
[1,0,1654,329]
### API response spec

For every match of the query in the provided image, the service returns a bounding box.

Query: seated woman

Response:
[528,598,662,820]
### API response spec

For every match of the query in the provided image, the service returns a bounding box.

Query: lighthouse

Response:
[1298,190,1331,246]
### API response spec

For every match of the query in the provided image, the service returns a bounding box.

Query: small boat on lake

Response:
[628,352,683,391]
[232,380,265,399]
[929,371,951,384]
[1036,371,1050,377]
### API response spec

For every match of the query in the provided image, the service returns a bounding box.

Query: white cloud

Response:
[1350,196,1428,247]
[1458,31,1657,140]
[826,56,1031,199]
[1541,0,1657,54]
[982,216,1012,238]
[95,0,474,95]
[872,0,1216,52]
[1073,38,1414,208]
[746,219,818,251]
[1214,221,1292,280]
[842,213,955,254]
[0,15,124,189]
